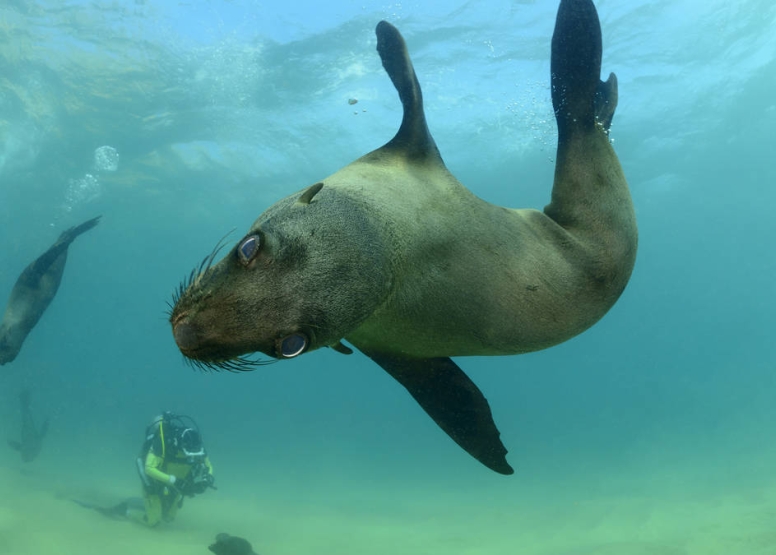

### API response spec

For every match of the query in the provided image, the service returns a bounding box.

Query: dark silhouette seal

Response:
[7,389,49,462]
[0,216,100,365]
[209,533,259,555]
[169,0,637,474]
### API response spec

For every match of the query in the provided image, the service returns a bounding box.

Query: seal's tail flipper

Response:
[361,350,514,475]
[551,0,617,140]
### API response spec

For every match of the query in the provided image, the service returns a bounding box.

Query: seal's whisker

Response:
[177,230,237,301]
[181,353,275,374]
[196,253,210,275]
[204,230,234,273]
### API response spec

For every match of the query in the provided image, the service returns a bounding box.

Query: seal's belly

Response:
[345,203,612,358]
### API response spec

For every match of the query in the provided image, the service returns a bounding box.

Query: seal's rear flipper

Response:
[59,215,102,245]
[362,351,514,475]
[26,216,102,280]
[551,0,617,139]
[594,73,618,133]
[366,21,443,165]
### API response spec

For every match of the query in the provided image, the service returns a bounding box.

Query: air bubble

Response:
[63,173,101,212]
[93,145,119,172]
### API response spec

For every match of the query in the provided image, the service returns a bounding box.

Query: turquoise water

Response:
[1,1,775,554]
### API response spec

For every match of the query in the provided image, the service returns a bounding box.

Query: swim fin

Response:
[71,499,129,519]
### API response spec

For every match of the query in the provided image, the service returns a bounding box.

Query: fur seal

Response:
[209,533,259,555]
[169,0,637,475]
[7,389,49,462]
[0,216,101,365]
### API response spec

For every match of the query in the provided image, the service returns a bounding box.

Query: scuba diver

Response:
[132,411,216,526]
[73,411,216,526]
[71,412,217,526]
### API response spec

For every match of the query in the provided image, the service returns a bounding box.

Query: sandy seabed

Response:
[3,451,776,555]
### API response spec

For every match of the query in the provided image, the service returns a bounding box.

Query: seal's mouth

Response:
[168,248,275,372]
[170,312,274,373]
[167,237,276,373]
[171,315,198,351]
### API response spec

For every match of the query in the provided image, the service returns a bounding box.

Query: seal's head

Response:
[0,323,22,365]
[169,182,392,371]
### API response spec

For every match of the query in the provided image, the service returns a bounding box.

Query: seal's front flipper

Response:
[7,440,21,451]
[362,351,514,475]
[551,0,617,139]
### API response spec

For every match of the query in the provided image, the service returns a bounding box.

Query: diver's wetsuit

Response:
[134,420,214,526]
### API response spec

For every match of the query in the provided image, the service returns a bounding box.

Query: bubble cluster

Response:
[61,146,119,213]
[93,145,119,172]
[63,173,101,213]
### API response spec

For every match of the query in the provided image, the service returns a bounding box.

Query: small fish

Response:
[7,389,49,462]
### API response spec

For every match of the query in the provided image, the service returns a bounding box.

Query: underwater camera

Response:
[183,461,216,496]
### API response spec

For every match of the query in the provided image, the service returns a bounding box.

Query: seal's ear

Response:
[330,340,353,355]
[298,182,324,205]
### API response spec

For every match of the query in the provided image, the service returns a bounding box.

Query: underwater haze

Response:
[1,0,775,554]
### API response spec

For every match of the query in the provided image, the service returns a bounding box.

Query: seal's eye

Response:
[237,235,260,265]
[278,333,308,358]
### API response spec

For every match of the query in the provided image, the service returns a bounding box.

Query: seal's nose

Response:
[173,320,199,352]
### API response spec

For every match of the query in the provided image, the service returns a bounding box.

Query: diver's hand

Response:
[163,475,183,495]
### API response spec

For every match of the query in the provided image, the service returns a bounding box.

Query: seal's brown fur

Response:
[170,0,636,474]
